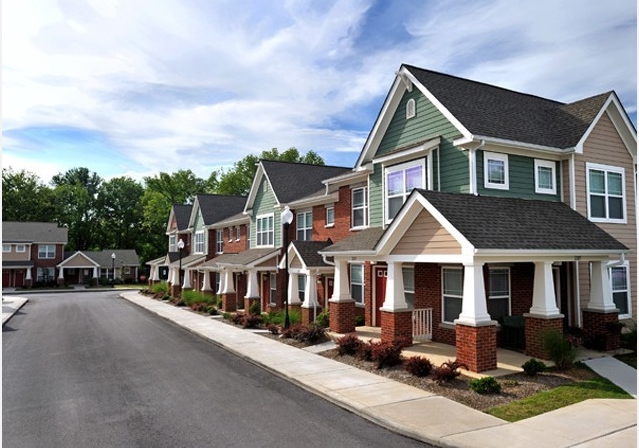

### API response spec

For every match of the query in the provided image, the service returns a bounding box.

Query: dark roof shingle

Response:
[3,222,68,243]
[195,194,247,226]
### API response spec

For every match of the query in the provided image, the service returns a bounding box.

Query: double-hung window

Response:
[534,159,556,195]
[610,263,631,317]
[169,235,176,252]
[256,214,274,247]
[236,226,241,241]
[269,273,277,305]
[350,264,364,305]
[351,187,368,229]
[38,244,55,259]
[385,160,425,221]
[484,151,509,190]
[325,206,334,227]
[216,230,224,253]
[2,245,10,253]
[194,231,205,254]
[403,267,415,309]
[296,210,312,241]
[228,228,233,242]
[16,244,26,253]
[37,267,53,282]
[586,163,625,223]
[298,275,306,303]
[487,268,510,322]
[442,267,463,323]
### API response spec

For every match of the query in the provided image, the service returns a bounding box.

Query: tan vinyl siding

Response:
[391,210,461,255]
[63,255,95,267]
[291,257,302,269]
[3,248,30,261]
[561,159,571,206]
[573,112,637,318]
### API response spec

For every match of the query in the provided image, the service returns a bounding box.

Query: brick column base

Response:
[244,297,260,314]
[455,323,497,373]
[329,300,356,334]
[222,293,237,312]
[171,284,181,298]
[301,306,322,325]
[380,310,412,345]
[24,279,32,288]
[525,314,563,359]
[583,309,621,351]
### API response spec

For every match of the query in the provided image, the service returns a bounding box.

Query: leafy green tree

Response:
[1,168,56,221]
[143,169,209,205]
[96,176,144,250]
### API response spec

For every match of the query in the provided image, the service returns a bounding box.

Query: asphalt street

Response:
[2,291,430,447]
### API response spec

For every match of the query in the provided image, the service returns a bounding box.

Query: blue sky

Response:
[3,0,637,184]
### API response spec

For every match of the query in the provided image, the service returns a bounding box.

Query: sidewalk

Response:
[2,296,29,325]
[119,292,637,447]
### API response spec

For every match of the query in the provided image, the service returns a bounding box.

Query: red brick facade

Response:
[524,315,564,359]
[222,292,237,312]
[380,310,412,343]
[313,186,353,243]
[455,323,497,372]
[329,300,356,334]
[582,310,621,351]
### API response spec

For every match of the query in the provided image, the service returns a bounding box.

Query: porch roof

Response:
[200,248,280,269]
[2,260,34,269]
[289,240,334,268]
[167,253,206,268]
[415,191,628,252]
[318,228,385,255]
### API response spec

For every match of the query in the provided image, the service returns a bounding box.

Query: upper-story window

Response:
[16,244,26,253]
[586,163,625,223]
[2,245,10,253]
[386,159,425,221]
[216,230,224,254]
[38,244,56,259]
[325,206,334,227]
[351,187,368,229]
[256,214,274,247]
[169,235,176,252]
[194,231,205,254]
[484,151,509,190]
[296,210,312,241]
[534,159,556,195]
[406,98,416,119]
[228,227,233,242]
[236,226,241,241]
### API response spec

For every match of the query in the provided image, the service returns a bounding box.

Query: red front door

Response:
[15,271,24,288]
[375,267,387,326]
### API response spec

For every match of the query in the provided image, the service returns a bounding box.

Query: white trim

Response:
[296,209,313,241]
[610,261,632,319]
[442,266,464,324]
[350,263,364,305]
[216,229,224,254]
[534,159,557,195]
[487,267,511,321]
[372,137,440,165]
[585,162,627,224]
[384,158,427,224]
[255,213,275,247]
[16,244,26,253]
[194,230,205,254]
[325,206,334,227]
[351,186,368,229]
[2,244,10,253]
[483,151,509,190]
[406,98,416,119]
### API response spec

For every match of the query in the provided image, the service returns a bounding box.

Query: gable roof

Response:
[289,240,334,268]
[405,191,627,252]
[245,160,350,211]
[61,249,140,267]
[319,228,385,255]
[357,64,636,166]
[2,222,68,244]
[166,204,193,234]
[192,194,247,227]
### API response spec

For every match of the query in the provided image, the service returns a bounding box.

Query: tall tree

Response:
[96,176,144,250]
[143,169,209,205]
[1,168,56,221]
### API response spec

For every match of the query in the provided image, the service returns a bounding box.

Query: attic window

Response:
[406,98,416,119]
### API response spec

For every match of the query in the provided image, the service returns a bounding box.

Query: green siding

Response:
[193,211,207,253]
[250,178,281,247]
[477,152,561,200]
[369,88,468,226]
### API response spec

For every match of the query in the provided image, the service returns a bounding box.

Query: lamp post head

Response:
[281,205,293,226]
[111,253,116,260]
[177,238,185,250]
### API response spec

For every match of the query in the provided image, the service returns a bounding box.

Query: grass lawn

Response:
[486,374,632,422]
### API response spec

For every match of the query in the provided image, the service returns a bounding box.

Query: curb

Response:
[2,297,29,326]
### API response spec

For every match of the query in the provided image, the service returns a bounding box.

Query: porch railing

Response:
[412,308,433,341]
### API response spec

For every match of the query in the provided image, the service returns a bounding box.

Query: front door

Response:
[15,271,24,288]
[374,267,387,326]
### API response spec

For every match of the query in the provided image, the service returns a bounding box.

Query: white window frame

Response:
[350,263,364,305]
[406,98,416,119]
[385,159,426,223]
[2,244,11,253]
[16,244,26,253]
[269,273,277,306]
[487,267,511,322]
[38,244,55,259]
[351,187,368,229]
[256,213,274,247]
[236,226,241,242]
[228,227,233,242]
[169,235,176,252]
[194,231,205,254]
[442,266,463,324]
[216,230,224,254]
[484,151,509,190]
[403,266,415,309]
[325,206,334,228]
[37,267,53,282]
[296,210,313,241]
[610,261,631,319]
[298,274,306,303]
[534,159,556,195]
[586,163,626,224]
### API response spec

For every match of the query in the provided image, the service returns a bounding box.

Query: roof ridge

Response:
[260,159,351,170]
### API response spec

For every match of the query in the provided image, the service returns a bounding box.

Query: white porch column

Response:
[217,271,225,294]
[457,263,492,325]
[289,273,301,306]
[25,268,32,281]
[529,261,561,316]
[182,269,192,289]
[381,261,408,311]
[58,267,64,280]
[93,267,98,279]
[587,261,617,312]
[202,271,213,292]
[302,273,319,308]
[151,265,160,281]
[330,258,353,302]
[221,269,235,294]
[171,267,179,285]
[245,269,259,298]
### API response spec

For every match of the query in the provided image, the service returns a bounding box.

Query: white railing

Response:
[412,308,433,341]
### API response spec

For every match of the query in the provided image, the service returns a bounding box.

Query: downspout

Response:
[607,253,626,268]
[467,140,485,195]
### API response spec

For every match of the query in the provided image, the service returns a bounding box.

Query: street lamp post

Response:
[281,206,294,329]
[111,253,116,285]
[177,238,185,290]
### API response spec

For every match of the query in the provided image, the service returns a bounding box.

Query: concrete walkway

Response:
[584,357,637,398]
[2,296,29,325]
[117,292,636,447]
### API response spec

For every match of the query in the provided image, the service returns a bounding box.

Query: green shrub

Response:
[431,360,468,384]
[355,315,365,326]
[222,312,231,320]
[522,358,547,376]
[151,282,169,294]
[314,310,330,328]
[216,296,223,308]
[621,320,636,352]
[205,305,218,315]
[262,309,301,326]
[369,341,403,369]
[404,356,433,377]
[542,329,578,370]
[469,376,502,394]
[336,333,362,356]
[248,300,261,315]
